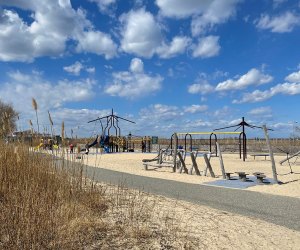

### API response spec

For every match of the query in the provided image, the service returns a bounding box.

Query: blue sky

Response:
[0,0,299,138]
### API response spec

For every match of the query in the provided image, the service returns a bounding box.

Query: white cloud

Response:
[75,30,117,59]
[184,104,208,113]
[191,0,240,36]
[216,68,273,91]
[0,0,117,62]
[129,58,144,73]
[63,61,84,75]
[120,8,162,58]
[233,82,300,103]
[0,70,95,112]
[192,36,220,58]
[137,103,214,134]
[212,106,231,118]
[88,0,116,12]
[50,107,111,136]
[285,70,300,82]
[63,61,96,75]
[139,104,181,121]
[248,106,272,116]
[156,0,240,35]
[157,36,191,58]
[86,67,96,73]
[155,0,210,18]
[255,12,300,33]
[104,58,163,98]
[119,8,192,59]
[188,80,214,94]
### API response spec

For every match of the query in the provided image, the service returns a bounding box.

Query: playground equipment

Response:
[126,133,151,152]
[142,133,227,178]
[172,131,241,157]
[214,117,272,161]
[279,150,300,174]
[88,109,135,152]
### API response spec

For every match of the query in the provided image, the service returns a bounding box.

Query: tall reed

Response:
[31,98,39,135]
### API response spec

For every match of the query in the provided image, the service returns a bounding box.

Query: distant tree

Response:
[0,100,18,137]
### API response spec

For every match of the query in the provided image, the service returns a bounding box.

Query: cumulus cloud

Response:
[63,61,84,75]
[188,80,214,94]
[157,36,191,58]
[255,12,300,33]
[88,0,116,12]
[0,70,95,112]
[75,30,117,59]
[104,58,163,98]
[248,106,272,116]
[0,0,117,62]
[63,61,96,75]
[86,67,96,73]
[50,107,111,136]
[119,8,192,59]
[156,0,240,35]
[233,82,300,103]
[155,0,210,18]
[285,70,300,82]
[120,8,162,58]
[139,104,181,122]
[136,103,219,134]
[216,68,273,91]
[129,58,144,73]
[191,0,240,36]
[192,36,220,58]
[184,104,208,113]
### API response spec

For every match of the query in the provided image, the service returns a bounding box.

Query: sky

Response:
[0,0,300,139]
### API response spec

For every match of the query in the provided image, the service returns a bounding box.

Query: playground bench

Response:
[251,153,269,160]
[143,163,174,171]
[225,172,234,180]
[235,172,249,182]
[253,172,266,183]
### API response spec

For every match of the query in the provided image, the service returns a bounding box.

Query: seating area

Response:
[225,171,267,183]
[250,153,269,160]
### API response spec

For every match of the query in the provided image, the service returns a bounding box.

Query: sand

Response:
[66,150,300,198]
[49,149,300,248]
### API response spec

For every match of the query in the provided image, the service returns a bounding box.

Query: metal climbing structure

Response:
[88,109,135,152]
[214,117,272,161]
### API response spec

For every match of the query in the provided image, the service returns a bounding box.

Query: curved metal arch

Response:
[184,133,192,152]
[209,133,218,156]
[239,132,247,161]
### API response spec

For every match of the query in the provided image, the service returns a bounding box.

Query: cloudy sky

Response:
[0,0,299,138]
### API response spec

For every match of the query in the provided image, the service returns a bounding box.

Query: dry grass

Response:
[0,143,200,249]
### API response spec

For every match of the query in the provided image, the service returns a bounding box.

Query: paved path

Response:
[67,161,300,231]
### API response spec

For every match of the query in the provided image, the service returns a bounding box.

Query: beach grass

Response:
[0,142,199,249]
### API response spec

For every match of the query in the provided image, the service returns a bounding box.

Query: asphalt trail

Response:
[64,160,300,231]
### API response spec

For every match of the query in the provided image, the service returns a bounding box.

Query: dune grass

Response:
[0,143,199,249]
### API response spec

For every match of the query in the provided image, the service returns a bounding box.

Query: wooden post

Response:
[216,142,226,179]
[263,125,279,184]
[177,151,188,174]
[173,133,178,172]
[190,152,201,176]
[157,145,161,164]
[203,153,215,178]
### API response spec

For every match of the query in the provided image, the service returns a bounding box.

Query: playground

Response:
[59,148,300,198]
[44,115,300,198]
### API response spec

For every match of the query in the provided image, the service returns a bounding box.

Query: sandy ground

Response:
[45,149,300,249]
[149,194,300,249]
[63,149,300,199]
